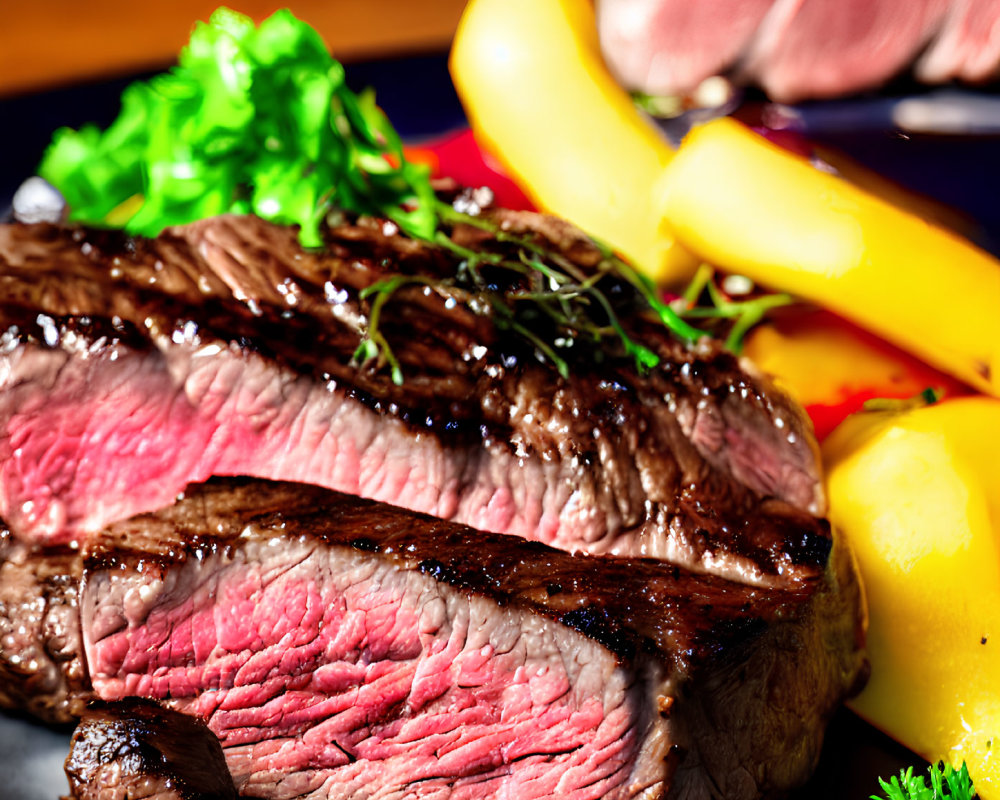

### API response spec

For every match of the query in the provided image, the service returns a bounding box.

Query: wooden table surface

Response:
[0,0,468,97]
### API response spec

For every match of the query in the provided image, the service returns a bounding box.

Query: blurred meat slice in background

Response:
[595,0,774,99]
[597,0,1000,102]
[740,0,950,102]
[915,0,1000,83]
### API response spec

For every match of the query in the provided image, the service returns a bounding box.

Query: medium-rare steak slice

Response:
[65,698,238,800]
[0,212,825,585]
[1,478,866,799]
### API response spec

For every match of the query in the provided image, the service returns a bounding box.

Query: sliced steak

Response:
[598,0,998,102]
[597,0,775,98]
[738,0,950,103]
[915,0,1000,84]
[2,478,866,800]
[0,213,825,585]
[65,698,238,800]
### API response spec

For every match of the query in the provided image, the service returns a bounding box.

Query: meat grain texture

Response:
[0,211,867,798]
[7,478,865,800]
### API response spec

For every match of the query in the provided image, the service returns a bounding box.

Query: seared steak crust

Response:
[0,528,88,724]
[0,214,825,585]
[86,478,815,669]
[2,478,865,800]
[65,698,238,800]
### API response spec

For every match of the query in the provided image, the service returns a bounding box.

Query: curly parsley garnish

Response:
[873,762,978,800]
[38,7,435,247]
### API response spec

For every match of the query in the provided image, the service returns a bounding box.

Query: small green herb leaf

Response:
[872,762,977,800]
[862,387,944,414]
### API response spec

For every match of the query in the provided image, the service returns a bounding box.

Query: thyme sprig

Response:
[351,200,708,382]
[861,387,943,413]
[674,264,795,353]
[435,201,706,365]
[353,275,437,385]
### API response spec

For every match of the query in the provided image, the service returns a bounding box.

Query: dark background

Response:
[3,52,999,252]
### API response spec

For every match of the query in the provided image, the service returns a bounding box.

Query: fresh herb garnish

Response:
[351,201,706,381]
[37,7,730,385]
[673,264,795,353]
[861,387,944,413]
[873,762,978,800]
[631,91,684,119]
[353,274,436,385]
[38,7,435,247]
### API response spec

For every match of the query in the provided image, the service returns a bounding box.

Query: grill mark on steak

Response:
[1,478,866,799]
[83,479,808,672]
[84,483,666,799]
[0,214,825,586]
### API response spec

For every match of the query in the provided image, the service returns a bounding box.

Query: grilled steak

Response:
[0,213,825,585]
[65,698,238,800]
[0,477,865,800]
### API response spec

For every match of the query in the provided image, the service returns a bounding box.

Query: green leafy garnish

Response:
[38,7,435,247]
[37,6,722,384]
[873,762,978,800]
[631,91,684,119]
